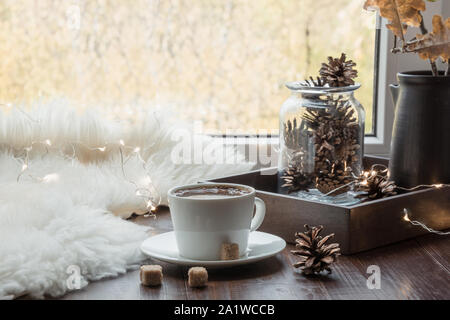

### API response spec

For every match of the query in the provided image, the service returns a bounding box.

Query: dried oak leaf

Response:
[364,0,426,40]
[404,15,450,62]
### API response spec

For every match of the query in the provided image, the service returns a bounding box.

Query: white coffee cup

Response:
[167,183,266,261]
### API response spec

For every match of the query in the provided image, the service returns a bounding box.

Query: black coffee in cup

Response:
[174,185,250,199]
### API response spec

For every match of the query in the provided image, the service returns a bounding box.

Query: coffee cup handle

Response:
[250,197,266,232]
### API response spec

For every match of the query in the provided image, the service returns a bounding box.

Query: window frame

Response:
[364,15,396,156]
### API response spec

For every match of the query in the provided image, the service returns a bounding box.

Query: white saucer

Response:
[140,231,286,268]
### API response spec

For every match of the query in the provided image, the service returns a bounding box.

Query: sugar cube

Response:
[140,264,163,286]
[188,267,208,288]
[220,243,240,260]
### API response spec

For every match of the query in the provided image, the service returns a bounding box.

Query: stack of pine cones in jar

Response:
[282,53,363,196]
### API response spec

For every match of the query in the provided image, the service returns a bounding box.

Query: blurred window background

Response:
[0,0,377,134]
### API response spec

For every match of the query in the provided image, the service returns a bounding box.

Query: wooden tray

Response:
[209,156,450,254]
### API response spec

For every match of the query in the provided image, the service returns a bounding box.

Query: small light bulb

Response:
[371,170,377,176]
[119,139,125,146]
[43,173,59,183]
[146,200,156,210]
[133,147,140,153]
[403,209,411,222]
[364,171,369,178]
[434,184,443,188]
[22,164,28,171]
[146,201,156,212]
[98,147,106,152]
[45,139,52,146]
[361,180,368,186]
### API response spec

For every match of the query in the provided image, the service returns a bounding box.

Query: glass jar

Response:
[278,82,365,204]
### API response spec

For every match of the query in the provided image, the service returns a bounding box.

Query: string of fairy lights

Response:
[402,209,450,236]
[1,103,159,214]
[1,103,449,234]
[314,162,450,235]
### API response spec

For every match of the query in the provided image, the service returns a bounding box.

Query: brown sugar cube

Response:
[188,267,208,288]
[140,265,163,286]
[220,243,240,260]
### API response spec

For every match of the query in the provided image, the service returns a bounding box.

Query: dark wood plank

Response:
[415,233,450,273]
[30,207,449,300]
[346,239,450,300]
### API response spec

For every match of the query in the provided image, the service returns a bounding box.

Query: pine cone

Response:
[319,53,358,87]
[355,169,398,200]
[300,76,325,87]
[291,225,341,275]
[302,100,360,195]
[283,118,303,150]
[281,166,312,193]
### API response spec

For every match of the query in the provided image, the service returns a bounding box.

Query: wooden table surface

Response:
[57,207,450,300]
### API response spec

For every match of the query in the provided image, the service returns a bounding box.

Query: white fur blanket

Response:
[0,104,253,299]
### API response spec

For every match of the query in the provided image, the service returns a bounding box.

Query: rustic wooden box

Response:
[210,156,450,254]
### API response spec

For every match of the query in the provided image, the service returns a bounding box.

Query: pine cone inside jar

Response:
[300,76,325,87]
[291,225,341,275]
[319,53,358,87]
[302,100,360,195]
[281,165,313,193]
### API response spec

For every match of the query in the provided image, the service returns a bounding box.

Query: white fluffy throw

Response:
[0,103,253,299]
